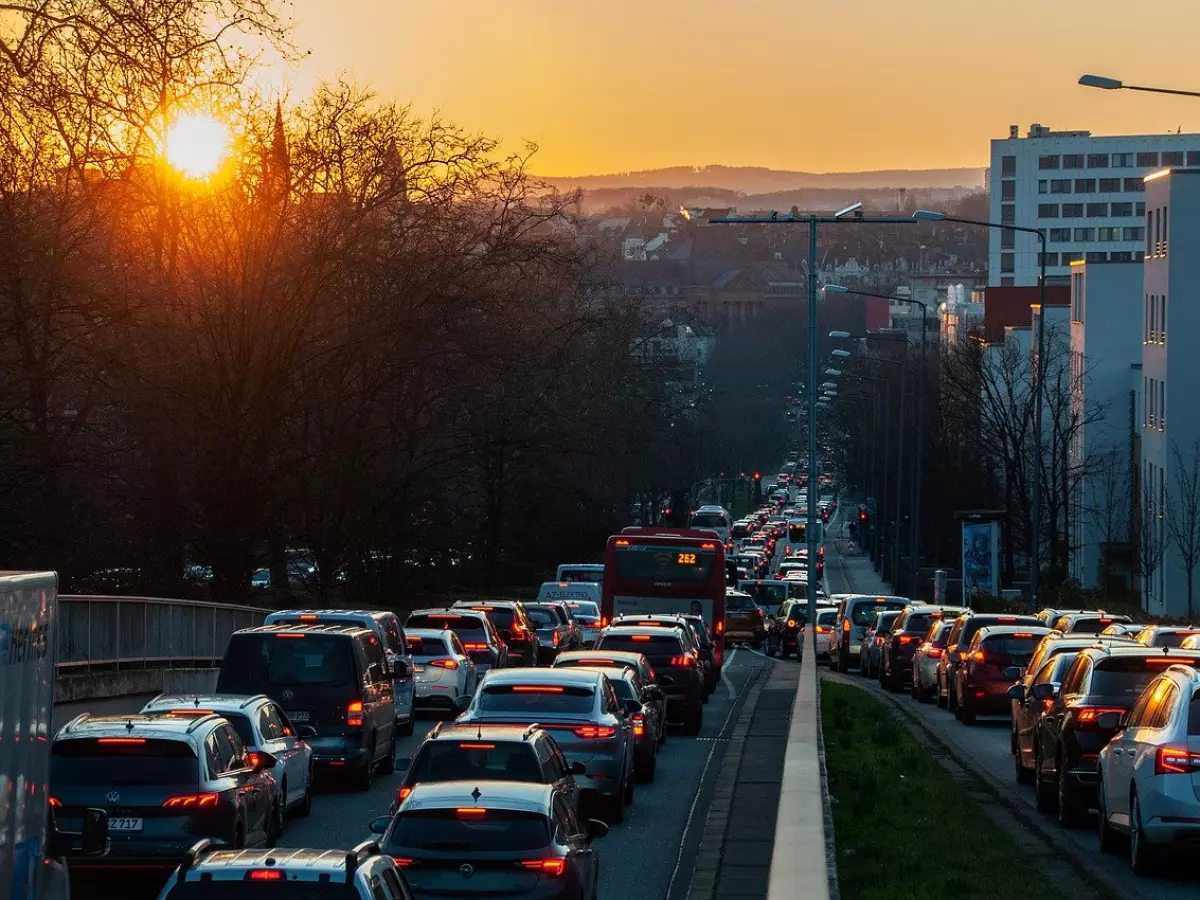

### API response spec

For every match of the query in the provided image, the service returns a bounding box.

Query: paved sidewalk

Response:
[825,519,896,597]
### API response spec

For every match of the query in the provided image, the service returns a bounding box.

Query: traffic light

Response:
[752,472,762,506]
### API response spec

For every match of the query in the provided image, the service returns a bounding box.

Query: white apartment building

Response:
[988,124,1200,287]
[1066,260,1143,590]
[1140,168,1200,616]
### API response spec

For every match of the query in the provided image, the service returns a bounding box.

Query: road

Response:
[54,650,774,900]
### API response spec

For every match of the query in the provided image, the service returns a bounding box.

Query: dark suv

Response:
[938,613,1041,712]
[452,600,541,666]
[595,626,704,735]
[390,723,583,814]
[879,605,965,693]
[1030,644,1200,827]
[51,713,279,872]
[217,625,396,791]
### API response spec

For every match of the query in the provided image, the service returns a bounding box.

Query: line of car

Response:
[51,596,724,899]
[834,600,1200,879]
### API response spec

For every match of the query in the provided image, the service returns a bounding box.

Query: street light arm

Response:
[1079,73,1200,98]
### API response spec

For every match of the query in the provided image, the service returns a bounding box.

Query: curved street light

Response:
[1078,73,1200,98]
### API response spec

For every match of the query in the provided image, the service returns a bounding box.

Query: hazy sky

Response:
[277,0,1200,176]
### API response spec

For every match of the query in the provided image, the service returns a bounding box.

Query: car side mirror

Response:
[297,725,318,739]
[452,694,473,714]
[1094,711,1123,731]
[251,750,277,772]
[80,808,109,857]
[369,816,391,835]
[571,761,587,775]
[586,819,610,841]
[1006,684,1025,701]
[1003,666,1022,680]
[623,698,642,716]
[1030,682,1058,701]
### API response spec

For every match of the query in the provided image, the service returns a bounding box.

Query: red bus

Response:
[601,527,727,655]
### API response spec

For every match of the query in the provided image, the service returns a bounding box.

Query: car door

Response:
[553,794,593,888]
[1040,655,1089,779]
[261,704,303,806]
[1107,681,1158,822]
[388,621,415,724]
[602,678,634,772]
[218,724,269,843]
[546,741,581,811]
[362,636,395,755]
[1018,657,1060,765]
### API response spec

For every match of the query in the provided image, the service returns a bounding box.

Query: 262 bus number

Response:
[677,552,698,565]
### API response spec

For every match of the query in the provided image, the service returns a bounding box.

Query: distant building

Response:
[979,284,1070,343]
[988,123,1200,287]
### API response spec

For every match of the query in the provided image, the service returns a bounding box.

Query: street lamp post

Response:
[914,210,1046,613]
[825,284,929,596]
[1079,73,1200,99]
[839,370,892,565]
[710,208,916,627]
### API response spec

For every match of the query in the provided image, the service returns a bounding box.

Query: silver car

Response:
[455,667,637,823]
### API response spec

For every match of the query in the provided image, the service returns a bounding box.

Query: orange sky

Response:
[276,0,1200,176]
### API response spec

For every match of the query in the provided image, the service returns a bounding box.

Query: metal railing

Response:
[56,595,271,671]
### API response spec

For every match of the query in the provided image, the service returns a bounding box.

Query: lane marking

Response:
[663,658,760,900]
[722,647,739,700]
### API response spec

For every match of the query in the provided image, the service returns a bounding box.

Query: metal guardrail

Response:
[56,595,271,671]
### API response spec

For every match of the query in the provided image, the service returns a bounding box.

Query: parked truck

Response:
[1,572,107,900]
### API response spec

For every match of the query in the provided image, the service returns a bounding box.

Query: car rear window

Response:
[407,613,488,640]
[597,635,683,656]
[410,741,543,783]
[1190,691,1200,736]
[1154,631,1200,648]
[407,637,450,657]
[1090,659,1191,698]
[959,617,1040,646]
[219,634,356,689]
[1068,618,1116,634]
[850,602,906,626]
[567,602,600,621]
[467,607,516,631]
[51,738,198,785]
[164,885,360,899]
[904,612,943,633]
[979,635,1042,661]
[527,608,558,627]
[477,684,595,714]
[388,808,549,852]
[817,610,837,625]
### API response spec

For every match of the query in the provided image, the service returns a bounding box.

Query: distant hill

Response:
[542,164,986,193]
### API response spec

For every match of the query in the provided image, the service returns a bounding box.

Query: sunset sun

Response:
[163,112,231,179]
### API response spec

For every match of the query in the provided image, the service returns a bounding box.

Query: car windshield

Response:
[409,741,543,783]
[613,545,715,583]
[567,602,600,621]
[51,738,198,786]
[476,684,595,714]
[407,614,488,641]
[407,637,451,657]
[220,634,355,688]
[164,885,360,899]
[387,808,549,853]
[690,512,728,528]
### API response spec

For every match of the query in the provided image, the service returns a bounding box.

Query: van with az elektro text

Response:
[555,563,604,583]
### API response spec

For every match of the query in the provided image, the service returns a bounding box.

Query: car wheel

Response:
[355,738,376,792]
[266,801,282,848]
[1097,776,1119,854]
[1034,747,1056,813]
[935,680,947,709]
[295,765,313,818]
[1130,791,1158,876]
[379,731,397,775]
[1057,761,1082,829]
[1014,741,1033,785]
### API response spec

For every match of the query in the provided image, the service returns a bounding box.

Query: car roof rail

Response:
[62,713,92,733]
[178,839,213,882]
[429,721,444,739]
[522,723,541,740]
[345,841,380,881]
[185,714,224,734]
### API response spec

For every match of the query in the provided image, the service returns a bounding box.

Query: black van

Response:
[217,624,396,790]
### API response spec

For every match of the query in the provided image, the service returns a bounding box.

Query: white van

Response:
[536,580,601,607]
[688,505,732,543]
[555,563,604,583]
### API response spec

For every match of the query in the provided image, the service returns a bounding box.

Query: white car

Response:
[406,628,479,713]
[811,608,837,658]
[566,600,604,646]
[1097,662,1200,875]
[141,692,314,822]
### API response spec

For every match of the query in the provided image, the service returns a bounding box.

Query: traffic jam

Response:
[41,472,821,900]
[828,594,1200,880]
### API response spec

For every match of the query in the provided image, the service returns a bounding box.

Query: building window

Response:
[1123,226,1145,241]
[1135,250,1145,261]
[1074,227,1096,241]
[1038,203,1059,218]
[1049,227,1071,243]
[1163,151,1184,166]
[1148,209,1155,254]
[1075,178,1096,193]
[1145,375,1150,426]
[1001,155,1017,176]
[1050,179,1071,194]
[1088,153,1109,168]
[1098,227,1122,242]
[1038,180,1048,194]
[1001,229,1015,249]
[1086,202,1108,217]
[1000,276,1015,287]
[1137,151,1160,167]
[1112,201,1133,216]
[1062,203,1084,217]
[1099,177,1121,192]
[1063,251,1083,264]
[1086,251,1108,263]
[1162,205,1168,254]
[1188,151,1200,167]
[1038,252,1059,267]
[1162,295,1167,345]
[1039,155,1060,170]
[1001,203,1015,224]
[1000,253,1014,274]
[1145,293,1150,343]
[1136,201,1146,216]
[1161,380,1166,430]
[1001,180,1016,200]
[1063,154,1084,169]
[1149,293,1157,342]
[1111,251,1133,262]
[1113,153,1134,167]
[1125,178,1146,192]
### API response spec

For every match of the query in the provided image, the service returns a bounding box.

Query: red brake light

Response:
[275,633,307,639]
[163,793,219,809]
[512,686,563,693]
[615,539,630,546]
[574,725,616,739]
[928,647,944,659]
[392,857,415,867]
[49,797,62,808]
[462,642,488,651]
[456,807,487,817]
[298,614,319,622]
[1074,706,1125,728]
[397,786,413,803]
[347,701,365,727]
[970,650,985,662]
[458,742,496,749]
[600,617,609,627]
[249,870,284,881]
[815,626,830,634]
[701,542,716,549]
[632,714,645,737]
[429,658,459,669]
[245,751,263,769]
[716,620,724,634]
[520,859,567,876]
[996,617,1016,623]
[1146,657,1199,665]
[97,737,146,744]
[631,635,651,642]
[898,635,915,644]
[670,655,694,667]
[1156,746,1200,775]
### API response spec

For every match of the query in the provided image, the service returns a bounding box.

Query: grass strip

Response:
[822,680,1065,900]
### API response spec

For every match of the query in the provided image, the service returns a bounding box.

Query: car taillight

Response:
[928,647,944,659]
[574,725,616,739]
[670,655,694,667]
[553,631,560,646]
[787,619,797,628]
[898,635,916,645]
[429,658,459,669]
[163,792,219,809]
[1074,706,1125,728]
[511,626,529,640]
[520,859,567,876]
[49,797,63,808]
[347,700,365,727]
[1156,747,1200,775]
[875,636,885,646]
[392,857,415,867]
[248,870,284,881]
[600,616,608,627]
[842,619,851,633]
[969,650,985,663]
[462,643,488,651]
[815,626,830,634]
[397,786,413,803]
[632,714,645,737]
[716,620,724,634]
[245,751,263,769]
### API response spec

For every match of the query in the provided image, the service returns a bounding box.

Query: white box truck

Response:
[1,572,107,900]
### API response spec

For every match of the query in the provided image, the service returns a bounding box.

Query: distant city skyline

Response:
[279,0,1200,176]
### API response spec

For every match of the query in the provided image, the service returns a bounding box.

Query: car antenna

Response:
[126,718,134,732]
[471,786,481,802]
[194,696,201,707]
[477,723,482,740]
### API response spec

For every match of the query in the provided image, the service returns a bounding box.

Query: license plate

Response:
[412,664,426,673]
[286,711,309,722]
[109,818,143,832]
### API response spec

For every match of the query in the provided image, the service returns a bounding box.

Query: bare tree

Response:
[1137,493,1169,615]
[1167,440,1200,620]
[1085,447,1131,598]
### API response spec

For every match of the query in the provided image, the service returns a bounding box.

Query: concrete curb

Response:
[766,629,832,900]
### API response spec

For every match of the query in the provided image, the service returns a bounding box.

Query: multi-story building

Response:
[1067,260,1143,590]
[1140,168,1200,616]
[989,123,1200,287]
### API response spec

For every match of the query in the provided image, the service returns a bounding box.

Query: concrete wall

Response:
[54,666,218,705]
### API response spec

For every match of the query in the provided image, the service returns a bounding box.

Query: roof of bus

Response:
[612,530,724,544]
